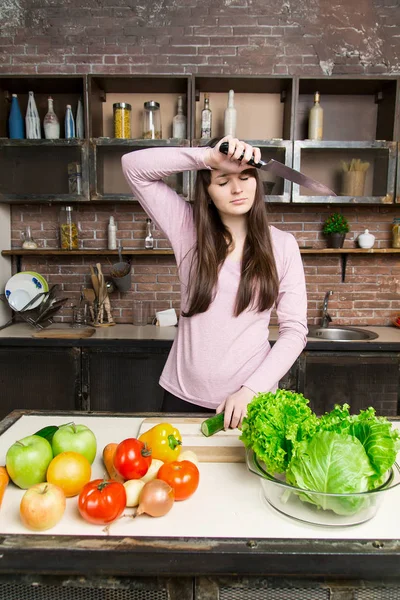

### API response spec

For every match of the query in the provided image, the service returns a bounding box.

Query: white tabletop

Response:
[0,414,399,539]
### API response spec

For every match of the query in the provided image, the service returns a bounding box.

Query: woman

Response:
[122,136,307,429]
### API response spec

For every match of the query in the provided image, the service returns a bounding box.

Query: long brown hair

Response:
[182,147,279,318]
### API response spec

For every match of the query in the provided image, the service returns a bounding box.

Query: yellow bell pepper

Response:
[139,423,182,463]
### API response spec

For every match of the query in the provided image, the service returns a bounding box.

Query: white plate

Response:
[5,272,49,311]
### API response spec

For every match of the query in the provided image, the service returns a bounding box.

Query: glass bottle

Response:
[308,91,323,140]
[224,89,237,137]
[25,91,41,139]
[172,96,186,139]
[59,206,78,250]
[145,218,154,249]
[8,94,24,139]
[76,98,84,138]
[113,102,131,138]
[392,218,400,249]
[65,104,76,139]
[201,93,212,139]
[143,101,162,139]
[22,226,38,249]
[43,97,60,139]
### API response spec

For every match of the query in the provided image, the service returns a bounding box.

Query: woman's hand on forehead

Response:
[205,135,261,172]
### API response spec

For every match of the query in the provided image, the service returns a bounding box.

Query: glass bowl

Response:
[246,449,400,527]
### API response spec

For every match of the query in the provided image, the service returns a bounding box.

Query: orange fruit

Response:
[47,451,91,497]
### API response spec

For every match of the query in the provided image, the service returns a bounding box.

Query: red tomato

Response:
[113,438,152,480]
[78,479,126,525]
[157,460,199,501]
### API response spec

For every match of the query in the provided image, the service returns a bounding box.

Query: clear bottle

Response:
[113,102,131,138]
[143,101,162,139]
[22,226,38,249]
[76,98,84,138]
[392,218,400,249]
[201,93,212,139]
[25,91,41,139]
[172,96,186,139]
[145,218,154,249]
[8,94,24,139]
[108,216,117,250]
[224,89,237,137]
[59,206,78,250]
[43,97,60,139]
[308,91,323,140]
[65,104,76,139]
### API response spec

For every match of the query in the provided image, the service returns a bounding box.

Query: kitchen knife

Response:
[218,141,336,196]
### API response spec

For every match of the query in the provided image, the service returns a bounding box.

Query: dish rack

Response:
[0,285,69,331]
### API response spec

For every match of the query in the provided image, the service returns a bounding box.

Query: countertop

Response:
[0,322,399,350]
[0,410,400,578]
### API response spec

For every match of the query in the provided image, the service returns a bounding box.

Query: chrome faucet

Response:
[321,290,333,328]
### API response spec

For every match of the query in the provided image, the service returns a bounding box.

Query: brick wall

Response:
[2,0,400,325]
[11,203,400,325]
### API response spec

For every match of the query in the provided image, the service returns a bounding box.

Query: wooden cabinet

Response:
[0,346,80,419]
[1,73,399,205]
[82,346,170,412]
[298,351,400,416]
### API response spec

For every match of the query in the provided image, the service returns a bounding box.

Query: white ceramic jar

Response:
[357,229,375,249]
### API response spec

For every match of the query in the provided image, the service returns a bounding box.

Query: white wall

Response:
[0,205,11,326]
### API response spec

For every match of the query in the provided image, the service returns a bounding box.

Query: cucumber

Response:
[201,413,225,437]
[34,425,59,443]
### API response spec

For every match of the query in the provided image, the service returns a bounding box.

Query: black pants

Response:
[161,390,214,414]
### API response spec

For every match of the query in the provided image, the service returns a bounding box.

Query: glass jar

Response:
[392,218,400,249]
[143,101,162,139]
[59,206,78,250]
[113,103,131,138]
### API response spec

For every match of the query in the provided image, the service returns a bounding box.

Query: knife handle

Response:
[218,141,265,168]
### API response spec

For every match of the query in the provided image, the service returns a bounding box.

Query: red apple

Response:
[20,482,66,531]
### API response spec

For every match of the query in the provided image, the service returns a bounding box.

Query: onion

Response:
[140,459,164,484]
[136,479,175,517]
[124,479,145,507]
[177,450,199,466]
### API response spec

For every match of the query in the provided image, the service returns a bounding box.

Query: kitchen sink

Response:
[307,326,378,341]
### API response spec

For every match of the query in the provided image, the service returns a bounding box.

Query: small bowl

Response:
[246,449,400,527]
[392,317,400,329]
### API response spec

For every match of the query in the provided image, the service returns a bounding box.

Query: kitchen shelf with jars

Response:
[191,75,295,203]
[292,77,399,204]
[88,75,191,202]
[0,75,89,203]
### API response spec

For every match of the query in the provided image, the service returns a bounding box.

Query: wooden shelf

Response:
[1,249,174,256]
[0,138,85,147]
[300,248,400,254]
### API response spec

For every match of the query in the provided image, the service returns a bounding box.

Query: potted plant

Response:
[322,213,350,248]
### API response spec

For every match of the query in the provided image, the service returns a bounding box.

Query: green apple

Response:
[51,423,97,464]
[6,435,53,489]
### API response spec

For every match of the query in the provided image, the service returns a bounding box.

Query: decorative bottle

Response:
[25,91,41,139]
[108,216,117,250]
[76,98,84,138]
[65,104,76,139]
[224,89,237,137]
[43,97,60,139]
[308,91,323,140]
[172,96,186,139]
[8,94,24,139]
[201,93,212,139]
[22,226,38,249]
[145,218,154,249]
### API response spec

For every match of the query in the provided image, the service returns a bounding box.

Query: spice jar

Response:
[113,102,131,138]
[143,101,162,139]
[59,206,78,250]
[392,218,400,249]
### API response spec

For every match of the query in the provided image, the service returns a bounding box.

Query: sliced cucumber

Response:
[35,425,59,443]
[201,413,225,437]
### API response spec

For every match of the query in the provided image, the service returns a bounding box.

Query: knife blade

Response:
[218,141,336,196]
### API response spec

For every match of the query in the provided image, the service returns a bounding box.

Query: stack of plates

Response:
[5,272,49,311]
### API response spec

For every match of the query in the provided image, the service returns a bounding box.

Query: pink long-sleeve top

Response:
[122,147,308,409]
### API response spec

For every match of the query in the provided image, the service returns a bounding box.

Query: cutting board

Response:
[137,417,245,463]
[32,327,95,339]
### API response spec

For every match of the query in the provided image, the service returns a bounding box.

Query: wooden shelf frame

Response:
[292,140,397,204]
